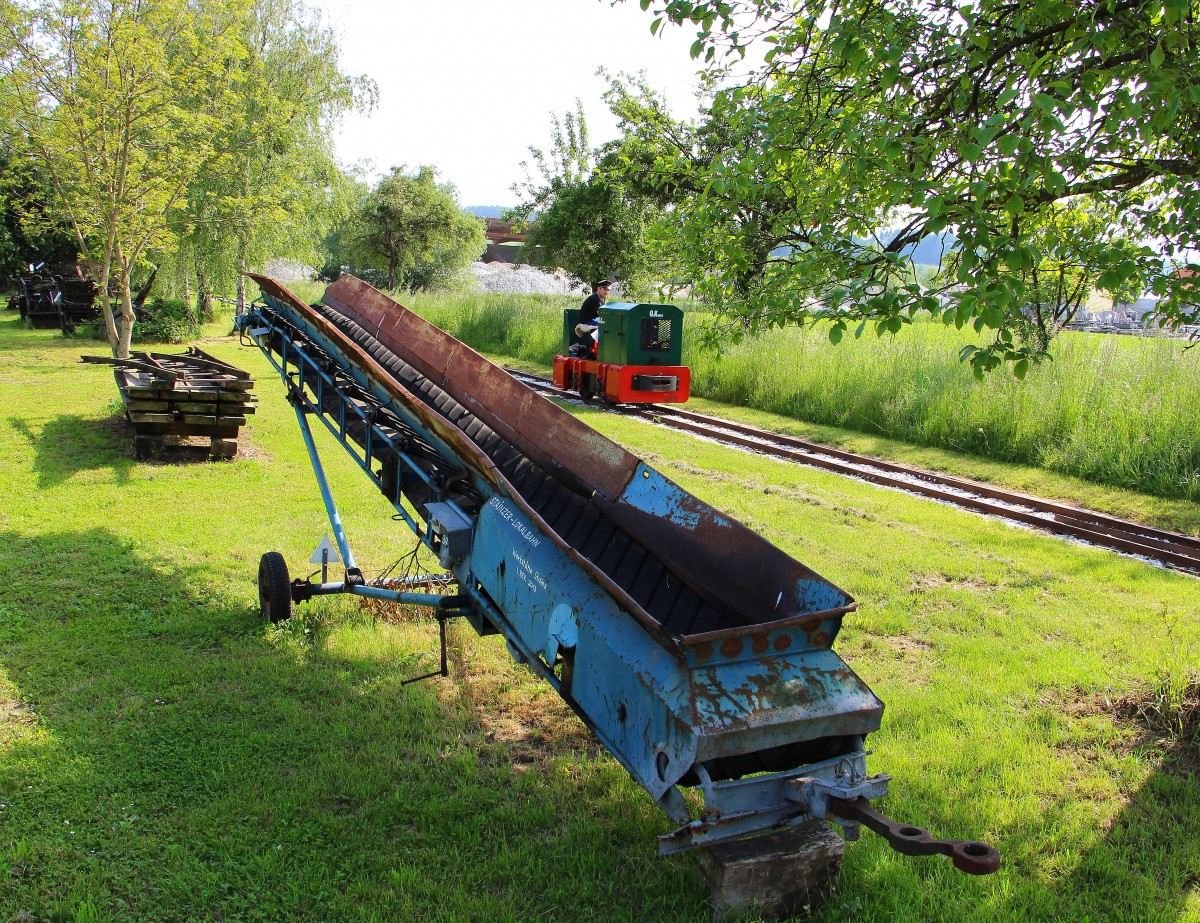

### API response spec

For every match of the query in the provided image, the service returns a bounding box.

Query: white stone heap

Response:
[467,262,589,296]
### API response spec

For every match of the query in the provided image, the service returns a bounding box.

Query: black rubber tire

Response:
[579,374,597,403]
[258,551,292,623]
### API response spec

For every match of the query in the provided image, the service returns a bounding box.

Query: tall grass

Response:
[688,320,1200,500]
[406,289,572,367]
[293,283,1200,501]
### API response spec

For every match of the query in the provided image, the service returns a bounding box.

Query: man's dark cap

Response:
[593,280,611,290]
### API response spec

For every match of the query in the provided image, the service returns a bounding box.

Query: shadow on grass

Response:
[1042,768,1200,920]
[8,414,135,488]
[831,737,1200,922]
[11,530,1192,921]
[0,528,697,922]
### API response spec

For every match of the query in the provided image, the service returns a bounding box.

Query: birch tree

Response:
[178,0,374,315]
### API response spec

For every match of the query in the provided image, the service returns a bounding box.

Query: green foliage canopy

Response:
[347,166,485,291]
[603,71,813,307]
[510,96,666,292]
[1,0,247,355]
[0,135,75,280]
[177,0,375,314]
[626,0,1200,374]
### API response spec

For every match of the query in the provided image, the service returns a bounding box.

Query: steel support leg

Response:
[291,398,358,573]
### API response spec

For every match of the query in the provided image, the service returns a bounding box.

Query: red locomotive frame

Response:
[552,354,691,404]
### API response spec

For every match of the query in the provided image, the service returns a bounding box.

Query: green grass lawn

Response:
[1,314,1198,922]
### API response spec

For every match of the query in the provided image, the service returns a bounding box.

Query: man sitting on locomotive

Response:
[572,280,609,358]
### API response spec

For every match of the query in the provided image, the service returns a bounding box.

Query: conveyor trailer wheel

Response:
[258,551,292,623]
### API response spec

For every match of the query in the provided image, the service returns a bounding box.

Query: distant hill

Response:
[770,231,958,267]
[894,231,958,266]
[464,205,511,218]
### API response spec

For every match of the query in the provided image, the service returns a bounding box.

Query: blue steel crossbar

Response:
[290,398,357,572]
[247,305,467,554]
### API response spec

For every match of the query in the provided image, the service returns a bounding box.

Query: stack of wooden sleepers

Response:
[83,347,255,459]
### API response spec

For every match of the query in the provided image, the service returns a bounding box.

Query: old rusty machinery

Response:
[235,274,1000,893]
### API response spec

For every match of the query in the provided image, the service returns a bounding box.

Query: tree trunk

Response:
[98,211,123,355]
[388,257,398,291]
[95,285,119,354]
[196,261,214,323]
[236,235,248,313]
[116,301,135,358]
[113,247,136,359]
[183,266,191,312]
[115,282,135,359]
[132,266,158,310]
[96,256,120,354]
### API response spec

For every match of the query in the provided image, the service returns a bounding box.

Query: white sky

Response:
[315,0,707,206]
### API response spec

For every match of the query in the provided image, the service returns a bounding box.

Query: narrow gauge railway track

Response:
[507,369,1200,576]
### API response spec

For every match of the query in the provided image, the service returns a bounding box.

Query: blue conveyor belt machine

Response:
[235,273,998,873]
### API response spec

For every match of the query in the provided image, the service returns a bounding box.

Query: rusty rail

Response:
[508,370,1200,575]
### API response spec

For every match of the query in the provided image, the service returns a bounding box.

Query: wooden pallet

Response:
[83,347,255,459]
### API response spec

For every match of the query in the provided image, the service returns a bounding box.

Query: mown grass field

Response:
[380,287,1200,505]
[2,311,1199,922]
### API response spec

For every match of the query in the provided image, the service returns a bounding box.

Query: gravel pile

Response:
[263,258,316,283]
[467,261,589,296]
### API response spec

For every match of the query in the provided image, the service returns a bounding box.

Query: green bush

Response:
[133,296,199,344]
